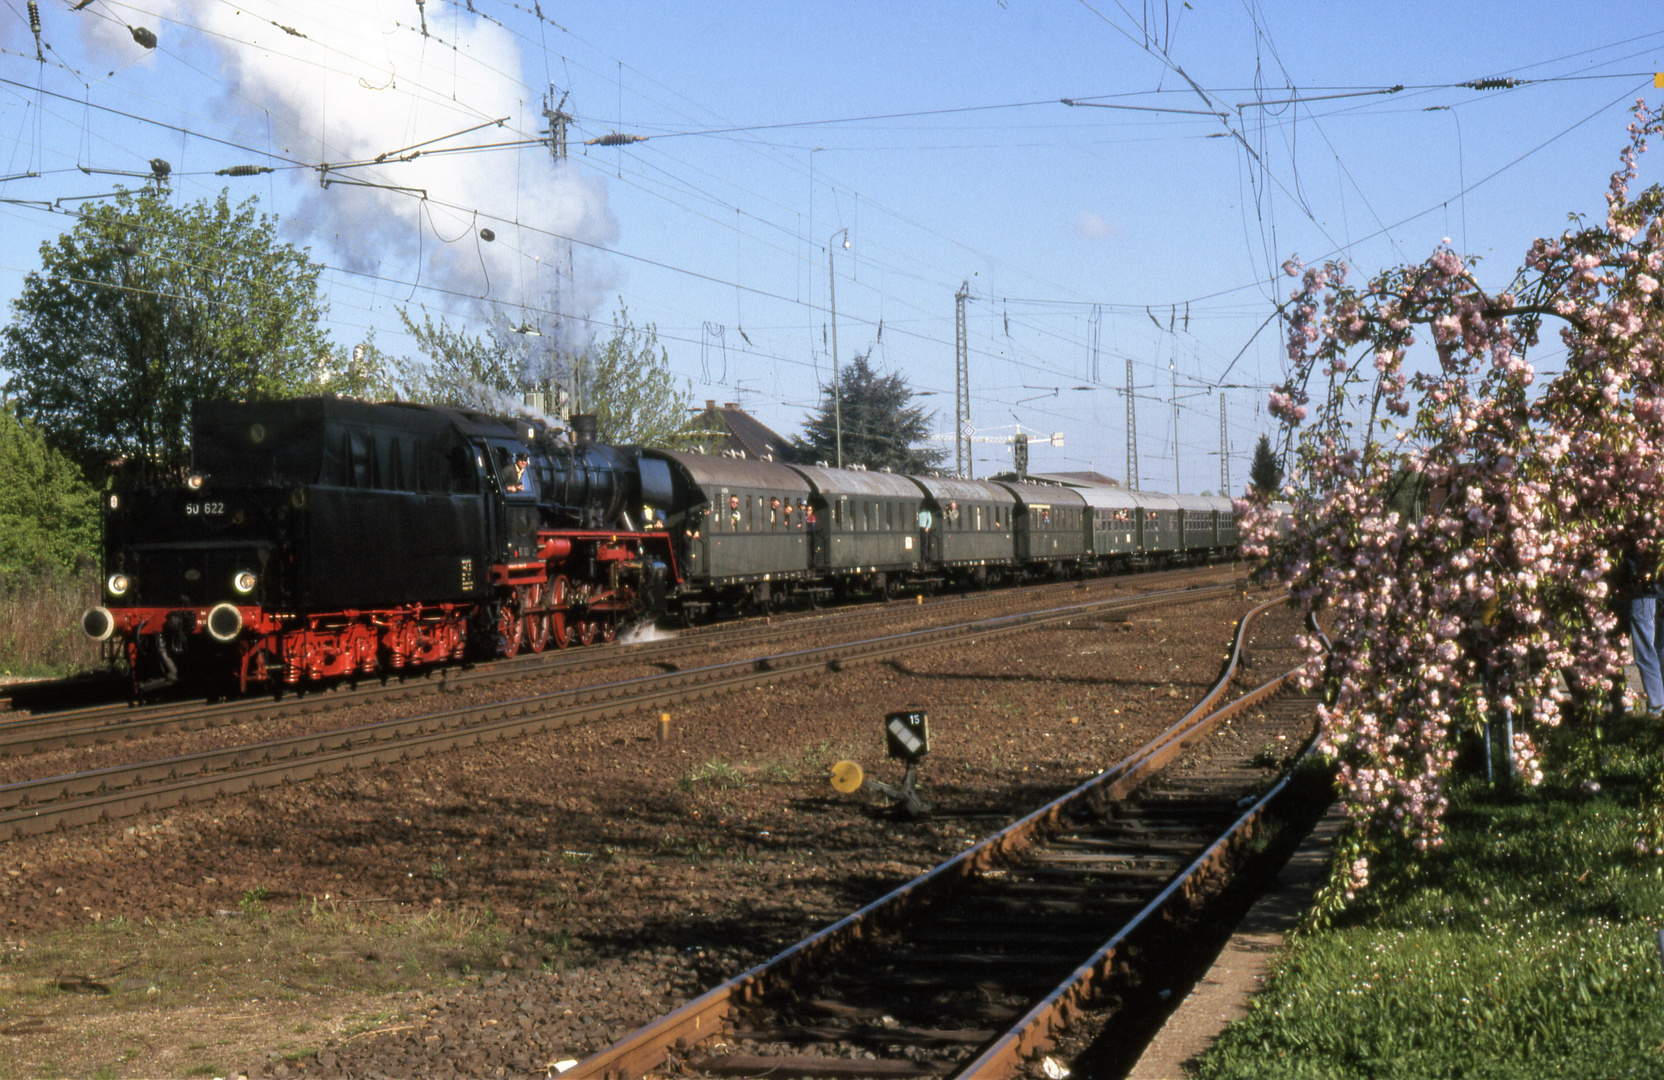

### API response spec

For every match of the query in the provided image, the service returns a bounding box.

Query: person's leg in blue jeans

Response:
[1632,595,1664,713]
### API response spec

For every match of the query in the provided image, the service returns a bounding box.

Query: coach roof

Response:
[645,449,811,494]
[786,464,923,499]
[904,474,1017,507]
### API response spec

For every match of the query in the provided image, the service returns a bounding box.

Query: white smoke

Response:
[74,0,616,324]
[619,622,675,645]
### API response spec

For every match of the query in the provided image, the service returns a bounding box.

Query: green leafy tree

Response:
[396,306,521,408]
[1,188,331,485]
[315,329,401,401]
[570,303,697,447]
[1248,433,1282,497]
[398,301,696,448]
[0,404,98,577]
[789,350,946,473]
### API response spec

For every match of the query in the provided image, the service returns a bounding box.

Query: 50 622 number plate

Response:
[185,502,226,516]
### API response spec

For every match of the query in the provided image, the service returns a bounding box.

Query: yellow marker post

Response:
[658,712,671,741]
[829,760,865,794]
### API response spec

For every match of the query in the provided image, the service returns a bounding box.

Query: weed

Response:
[679,760,745,791]
[342,1010,400,1038]
[90,1067,118,1080]
[427,862,448,881]
[239,885,270,917]
[1247,744,1285,769]
[185,1066,221,1077]
[186,1042,209,1051]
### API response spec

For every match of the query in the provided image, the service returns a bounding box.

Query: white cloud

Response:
[1074,209,1119,242]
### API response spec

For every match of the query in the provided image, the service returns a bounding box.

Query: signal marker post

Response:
[828,710,933,818]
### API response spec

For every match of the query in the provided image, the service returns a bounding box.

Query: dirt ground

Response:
[0,587,1300,1080]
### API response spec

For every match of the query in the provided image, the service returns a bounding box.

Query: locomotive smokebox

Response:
[571,414,598,445]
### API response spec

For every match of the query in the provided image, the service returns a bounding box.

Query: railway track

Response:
[563,597,1319,1080]
[0,579,1246,841]
[0,568,1237,761]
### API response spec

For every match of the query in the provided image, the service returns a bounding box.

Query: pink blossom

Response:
[1244,102,1664,902]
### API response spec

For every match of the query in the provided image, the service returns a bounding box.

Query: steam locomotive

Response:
[80,397,674,692]
[80,396,1248,693]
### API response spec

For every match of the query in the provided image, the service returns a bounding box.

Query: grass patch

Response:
[0,571,101,678]
[1194,718,1664,1079]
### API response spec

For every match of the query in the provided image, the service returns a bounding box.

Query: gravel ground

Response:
[0,580,1300,1080]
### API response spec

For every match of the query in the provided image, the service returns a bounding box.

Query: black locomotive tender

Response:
[81,396,1244,692]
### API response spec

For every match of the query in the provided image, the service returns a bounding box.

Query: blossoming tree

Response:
[1246,102,1664,899]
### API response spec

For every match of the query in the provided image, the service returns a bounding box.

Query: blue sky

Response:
[1,1,1659,488]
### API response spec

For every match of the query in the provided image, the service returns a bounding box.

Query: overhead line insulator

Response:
[1461,77,1519,91]
[584,132,648,147]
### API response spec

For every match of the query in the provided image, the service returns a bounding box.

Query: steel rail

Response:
[0,582,1241,840]
[563,596,1297,1080]
[0,569,1237,757]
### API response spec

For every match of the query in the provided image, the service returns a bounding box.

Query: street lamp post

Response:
[828,228,850,468]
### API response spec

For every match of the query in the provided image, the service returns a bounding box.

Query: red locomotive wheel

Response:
[578,620,597,646]
[548,576,571,649]
[522,583,548,653]
[600,619,617,644]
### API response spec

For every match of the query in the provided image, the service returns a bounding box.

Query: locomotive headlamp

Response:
[108,494,119,510]
[186,473,205,490]
[233,571,258,594]
[106,573,131,596]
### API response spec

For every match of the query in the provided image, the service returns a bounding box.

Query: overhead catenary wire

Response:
[2,3,1653,488]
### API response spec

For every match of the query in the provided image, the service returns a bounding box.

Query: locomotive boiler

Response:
[80,396,676,693]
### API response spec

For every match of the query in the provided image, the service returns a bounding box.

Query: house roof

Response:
[692,400,794,461]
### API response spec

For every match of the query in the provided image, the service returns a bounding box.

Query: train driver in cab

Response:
[502,451,531,494]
